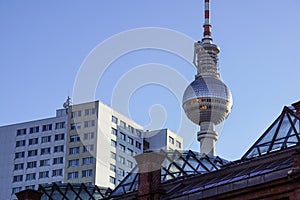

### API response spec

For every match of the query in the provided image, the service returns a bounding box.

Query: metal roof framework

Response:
[38,183,110,200]
[242,106,300,159]
[163,147,295,199]
[110,149,229,197]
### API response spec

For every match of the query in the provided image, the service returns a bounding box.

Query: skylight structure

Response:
[110,150,229,197]
[242,106,300,159]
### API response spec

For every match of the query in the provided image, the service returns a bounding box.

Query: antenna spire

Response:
[203,0,212,42]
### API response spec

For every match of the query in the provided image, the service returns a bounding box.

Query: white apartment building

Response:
[0,100,183,200]
[64,101,144,188]
[0,109,67,200]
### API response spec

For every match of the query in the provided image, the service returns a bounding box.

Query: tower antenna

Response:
[204,0,211,37]
[202,0,213,43]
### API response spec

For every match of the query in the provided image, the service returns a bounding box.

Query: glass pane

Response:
[259,145,270,155]
[257,121,279,145]
[293,116,300,133]
[247,148,259,158]
[286,134,299,147]
[275,115,292,140]
[270,138,285,152]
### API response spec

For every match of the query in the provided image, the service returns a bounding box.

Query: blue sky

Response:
[1,0,300,160]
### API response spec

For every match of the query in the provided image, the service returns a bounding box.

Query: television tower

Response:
[182,0,233,156]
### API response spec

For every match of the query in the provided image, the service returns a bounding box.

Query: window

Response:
[85,108,96,116]
[25,185,35,190]
[28,149,38,157]
[26,173,36,181]
[169,136,174,144]
[112,116,118,124]
[111,128,117,136]
[69,159,79,167]
[29,138,38,145]
[69,147,80,154]
[39,171,49,179]
[17,128,26,136]
[27,161,37,169]
[82,169,93,177]
[127,148,134,156]
[176,141,182,148]
[119,132,126,141]
[84,120,95,128]
[52,169,63,177]
[40,159,50,167]
[70,122,81,130]
[110,152,116,160]
[127,160,133,168]
[111,139,117,147]
[136,141,141,149]
[13,175,23,182]
[71,110,81,118]
[136,130,142,137]
[128,125,134,133]
[120,121,126,129]
[16,140,26,147]
[68,172,78,179]
[42,124,52,132]
[127,137,134,145]
[109,176,116,184]
[119,144,125,152]
[53,157,63,165]
[82,157,94,165]
[29,126,39,133]
[119,156,125,164]
[54,145,64,153]
[70,135,80,142]
[41,147,51,155]
[55,122,65,129]
[110,164,116,172]
[12,187,22,194]
[15,152,25,159]
[83,145,94,153]
[54,133,64,141]
[117,168,125,177]
[41,136,51,143]
[14,163,24,170]
[84,132,95,140]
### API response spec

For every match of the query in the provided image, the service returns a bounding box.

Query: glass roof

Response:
[110,150,229,197]
[166,154,293,199]
[242,106,300,159]
[38,183,110,200]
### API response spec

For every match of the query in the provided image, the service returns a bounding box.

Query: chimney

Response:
[16,189,43,200]
[292,101,300,117]
[135,151,165,200]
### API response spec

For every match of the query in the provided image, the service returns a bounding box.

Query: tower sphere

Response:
[182,76,232,125]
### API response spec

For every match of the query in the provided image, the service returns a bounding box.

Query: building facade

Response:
[0,109,67,199]
[64,101,145,188]
[0,100,183,200]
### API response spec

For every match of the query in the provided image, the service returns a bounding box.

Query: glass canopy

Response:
[38,183,110,200]
[242,106,300,159]
[110,149,229,197]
